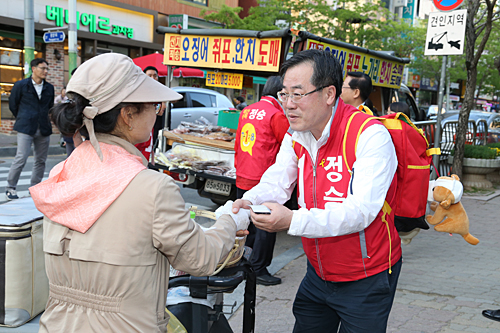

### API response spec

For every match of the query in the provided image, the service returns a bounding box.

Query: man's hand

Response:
[232,199,252,214]
[251,202,293,233]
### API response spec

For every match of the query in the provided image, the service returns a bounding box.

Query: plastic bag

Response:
[166,308,187,333]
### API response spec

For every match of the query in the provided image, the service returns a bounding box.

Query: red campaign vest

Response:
[235,96,284,182]
[293,99,401,282]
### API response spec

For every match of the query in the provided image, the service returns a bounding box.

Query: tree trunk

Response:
[452,0,496,179]
[453,66,477,178]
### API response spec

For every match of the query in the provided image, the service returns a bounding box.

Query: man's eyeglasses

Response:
[342,86,354,90]
[36,66,49,71]
[154,103,161,115]
[277,86,329,104]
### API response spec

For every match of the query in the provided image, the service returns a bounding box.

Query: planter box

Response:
[448,156,500,189]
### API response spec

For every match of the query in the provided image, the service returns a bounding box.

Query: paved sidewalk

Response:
[229,193,500,332]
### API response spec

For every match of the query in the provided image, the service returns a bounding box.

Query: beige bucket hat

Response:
[66,53,181,160]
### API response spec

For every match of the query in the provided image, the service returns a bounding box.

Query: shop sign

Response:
[402,0,415,25]
[420,77,438,91]
[163,33,282,72]
[305,40,405,89]
[407,72,421,89]
[169,14,188,29]
[46,5,134,39]
[206,71,244,89]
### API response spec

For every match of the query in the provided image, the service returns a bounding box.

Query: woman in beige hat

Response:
[30,53,250,332]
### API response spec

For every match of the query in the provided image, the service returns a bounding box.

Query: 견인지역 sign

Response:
[206,72,244,89]
[163,33,282,72]
[425,9,467,56]
[433,0,464,11]
[43,31,65,43]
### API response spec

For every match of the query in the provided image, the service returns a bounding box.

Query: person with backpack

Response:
[232,49,402,332]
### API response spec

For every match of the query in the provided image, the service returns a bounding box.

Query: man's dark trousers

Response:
[292,258,402,333]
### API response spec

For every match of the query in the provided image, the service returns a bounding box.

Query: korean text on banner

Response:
[163,33,282,72]
[206,72,244,89]
[305,40,405,89]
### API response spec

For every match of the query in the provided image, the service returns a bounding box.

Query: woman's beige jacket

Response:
[38,135,236,332]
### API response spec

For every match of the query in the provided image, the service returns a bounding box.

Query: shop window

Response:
[183,0,207,5]
[109,45,128,56]
[0,36,44,95]
[190,92,211,107]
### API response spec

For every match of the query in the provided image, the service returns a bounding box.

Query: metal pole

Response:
[68,0,78,78]
[24,0,35,78]
[446,57,451,111]
[431,55,447,180]
[159,64,172,152]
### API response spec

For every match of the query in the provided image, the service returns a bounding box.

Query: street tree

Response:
[201,1,292,31]
[452,0,500,178]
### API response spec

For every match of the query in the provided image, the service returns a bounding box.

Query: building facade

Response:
[0,0,238,133]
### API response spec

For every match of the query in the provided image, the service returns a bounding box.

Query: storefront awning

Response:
[251,76,268,85]
[132,53,206,78]
[133,53,168,76]
[173,67,205,78]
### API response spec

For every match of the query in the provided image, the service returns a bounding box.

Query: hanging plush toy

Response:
[426,174,479,245]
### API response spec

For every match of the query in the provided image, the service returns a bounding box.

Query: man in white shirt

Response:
[232,50,402,332]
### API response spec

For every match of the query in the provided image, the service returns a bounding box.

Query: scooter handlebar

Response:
[168,271,245,290]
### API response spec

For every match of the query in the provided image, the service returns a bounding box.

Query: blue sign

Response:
[43,31,66,43]
[434,0,464,11]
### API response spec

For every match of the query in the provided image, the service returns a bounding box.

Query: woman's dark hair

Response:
[50,92,145,137]
[364,98,379,116]
[262,76,283,99]
[389,102,410,117]
[236,96,245,103]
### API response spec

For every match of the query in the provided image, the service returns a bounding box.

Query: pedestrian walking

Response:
[5,58,54,200]
[232,49,402,332]
[234,76,292,286]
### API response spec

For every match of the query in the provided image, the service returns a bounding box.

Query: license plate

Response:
[204,179,231,196]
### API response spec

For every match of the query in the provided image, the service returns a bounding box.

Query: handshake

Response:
[215,200,251,231]
[215,200,293,234]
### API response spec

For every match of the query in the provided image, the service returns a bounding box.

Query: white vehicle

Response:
[426,105,446,120]
[170,87,235,129]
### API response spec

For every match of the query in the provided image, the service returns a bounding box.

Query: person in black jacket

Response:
[5,58,54,200]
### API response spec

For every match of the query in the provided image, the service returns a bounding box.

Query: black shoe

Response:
[482,309,500,322]
[256,273,281,286]
[5,189,19,201]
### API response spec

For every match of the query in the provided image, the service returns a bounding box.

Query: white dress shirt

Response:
[242,101,398,238]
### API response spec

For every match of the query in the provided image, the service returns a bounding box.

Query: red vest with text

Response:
[235,97,284,183]
[293,99,401,282]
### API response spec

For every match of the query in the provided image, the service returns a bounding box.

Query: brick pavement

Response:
[230,194,500,332]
